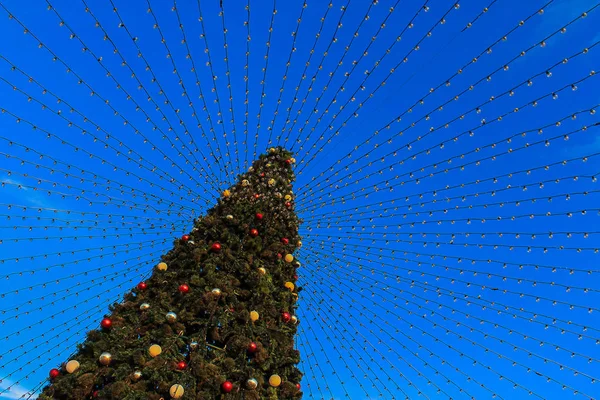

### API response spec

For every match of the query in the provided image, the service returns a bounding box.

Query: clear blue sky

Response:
[0,0,599,398]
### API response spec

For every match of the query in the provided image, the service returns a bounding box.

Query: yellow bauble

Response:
[292,293,299,300]
[169,384,185,399]
[132,371,142,381]
[65,360,80,374]
[290,157,296,163]
[284,194,292,201]
[269,374,282,387]
[266,163,272,168]
[297,241,302,248]
[268,178,275,186]
[149,344,162,357]
[257,267,266,275]
[284,282,295,291]
[157,262,168,271]
[223,190,231,197]
[99,352,112,366]
[269,147,276,153]
[250,311,259,321]
[284,254,294,263]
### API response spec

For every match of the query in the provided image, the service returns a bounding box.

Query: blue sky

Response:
[0,0,599,398]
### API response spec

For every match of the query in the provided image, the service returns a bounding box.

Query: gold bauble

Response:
[290,157,296,163]
[269,374,282,387]
[166,312,177,323]
[211,288,222,296]
[246,378,258,390]
[284,254,294,263]
[297,241,302,248]
[284,194,292,201]
[132,371,142,381]
[248,166,254,172]
[65,360,80,374]
[257,267,266,275]
[140,303,151,311]
[242,179,250,186]
[269,147,276,153]
[169,384,185,399]
[250,311,259,321]
[223,189,231,197]
[266,163,272,168]
[268,178,276,186]
[149,344,162,357]
[157,262,168,271]
[284,282,295,291]
[226,215,234,220]
[99,352,112,366]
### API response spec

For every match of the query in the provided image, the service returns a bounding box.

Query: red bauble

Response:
[211,243,221,252]
[285,202,292,208]
[282,312,291,323]
[92,390,98,398]
[249,229,259,237]
[247,342,258,353]
[286,159,292,165]
[277,253,282,259]
[177,361,187,370]
[137,282,147,290]
[296,383,301,390]
[255,213,263,220]
[222,381,233,393]
[181,234,190,241]
[254,194,260,199]
[100,318,112,330]
[179,284,190,294]
[49,368,60,379]
[281,238,289,245]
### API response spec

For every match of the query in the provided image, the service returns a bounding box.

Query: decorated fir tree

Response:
[40,148,303,400]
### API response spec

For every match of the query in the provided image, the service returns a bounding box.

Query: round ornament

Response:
[284,254,294,263]
[157,262,168,271]
[140,303,151,311]
[268,178,275,186]
[291,315,298,324]
[282,312,291,323]
[266,163,272,168]
[137,282,147,290]
[285,159,292,165]
[257,267,266,275]
[275,192,283,198]
[65,360,80,374]
[247,342,258,353]
[169,384,184,399]
[284,282,295,291]
[297,241,302,248]
[177,361,187,370]
[100,318,112,330]
[226,214,234,220]
[269,147,276,153]
[285,202,292,208]
[255,213,263,220]
[178,284,190,294]
[211,288,222,296]
[242,179,250,186]
[211,242,221,252]
[281,238,289,245]
[249,229,259,237]
[49,368,60,379]
[99,352,112,366]
[189,341,198,350]
[253,194,260,199]
[284,194,292,201]
[149,344,162,357]
[221,381,233,393]
[290,157,296,164]
[166,312,177,323]
[269,375,282,387]
[296,383,301,390]
[132,371,142,381]
[181,235,190,242]
[248,166,254,172]
[250,311,259,321]
[223,190,231,197]
[246,378,258,390]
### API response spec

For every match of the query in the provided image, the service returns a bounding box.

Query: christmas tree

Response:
[40,148,303,400]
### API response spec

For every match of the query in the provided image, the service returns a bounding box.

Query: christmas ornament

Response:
[269,147,276,153]
[223,189,231,197]
[296,383,301,390]
[211,242,221,252]
[268,178,275,186]
[285,159,292,165]
[285,201,292,208]
[266,163,272,168]
[178,284,190,294]
[257,267,266,275]
[65,360,80,374]
[281,237,289,245]
[140,303,150,311]
[250,311,259,321]
[49,368,60,379]
[255,213,263,220]
[169,384,185,399]
[253,193,260,199]
[211,288,222,296]
[157,262,168,271]
[290,157,296,164]
[221,381,233,393]
[284,254,294,263]
[247,342,258,353]
[99,352,112,366]
[149,344,162,357]
[181,234,190,241]
[132,371,142,381]
[269,375,282,387]
[282,312,291,323]
[189,341,199,350]
[277,253,283,259]
[248,166,254,172]
[137,282,147,290]
[226,214,234,220]
[284,282,295,291]
[249,228,259,237]
[297,241,302,248]
[291,315,298,324]
[242,179,250,186]
[177,361,187,370]
[246,378,258,390]
[100,318,112,330]
[275,192,283,198]
[166,312,177,323]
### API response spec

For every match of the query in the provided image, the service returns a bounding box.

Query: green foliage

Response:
[41,148,303,399]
